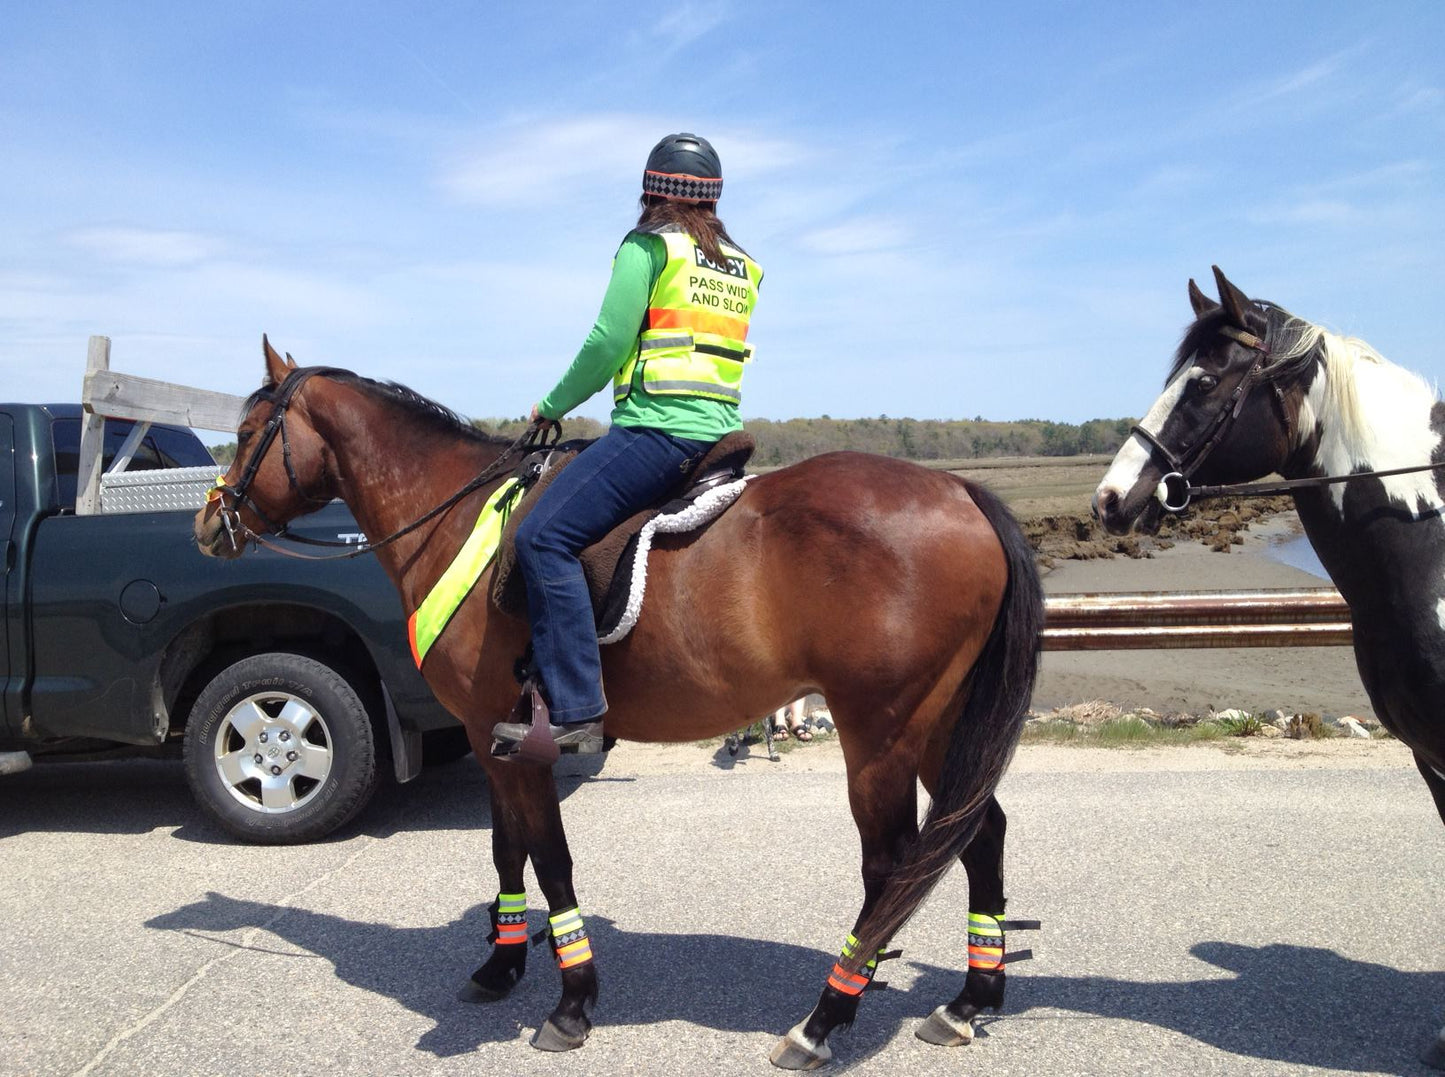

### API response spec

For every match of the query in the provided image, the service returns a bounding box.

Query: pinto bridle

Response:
[1130,325,1290,512]
[209,366,549,559]
[1131,322,1445,512]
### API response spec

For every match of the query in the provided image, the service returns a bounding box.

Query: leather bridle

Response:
[1130,325,1286,512]
[208,366,550,559]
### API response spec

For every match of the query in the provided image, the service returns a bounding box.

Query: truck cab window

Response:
[50,419,214,509]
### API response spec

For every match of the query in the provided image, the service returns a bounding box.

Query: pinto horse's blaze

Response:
[192,336,1045,1067]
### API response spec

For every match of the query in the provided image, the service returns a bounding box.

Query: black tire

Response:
[183,652,378,844]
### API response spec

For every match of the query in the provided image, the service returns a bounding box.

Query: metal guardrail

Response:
[1042,588,1352,650]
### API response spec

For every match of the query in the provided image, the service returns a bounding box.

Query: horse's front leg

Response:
[458,783,530,1002]
[484,760,598,1052]
[917,795,1012,1046]
[1414,757,1445,1069]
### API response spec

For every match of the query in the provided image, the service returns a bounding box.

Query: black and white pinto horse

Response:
[1093,267,1445,1070]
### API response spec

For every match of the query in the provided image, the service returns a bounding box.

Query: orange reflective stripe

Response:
[647,306,749,340]
[968,946,1005,969]
[556,938,593,968]
[407,611,422,667]
[496,923,528,945]
[827,963,870,995]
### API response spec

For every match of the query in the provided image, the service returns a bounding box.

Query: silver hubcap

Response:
[212,691,333,814]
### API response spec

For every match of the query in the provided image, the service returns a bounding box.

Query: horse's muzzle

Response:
[193,503,246,560]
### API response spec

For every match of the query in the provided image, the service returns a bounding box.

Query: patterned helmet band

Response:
[642,170,723,203]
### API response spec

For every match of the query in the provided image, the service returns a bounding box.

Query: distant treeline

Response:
[212,415,1137,469]
[468,415,1138,467]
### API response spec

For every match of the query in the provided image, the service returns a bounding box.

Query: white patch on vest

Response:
[1095,367,1196,507]
[597,477,751,646]
[1307,353,1443,516]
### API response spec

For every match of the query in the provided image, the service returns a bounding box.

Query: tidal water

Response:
[1266,530,1330,581]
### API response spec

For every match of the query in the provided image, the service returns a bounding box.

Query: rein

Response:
[1136,323,1445,511]
[211,366,557,560]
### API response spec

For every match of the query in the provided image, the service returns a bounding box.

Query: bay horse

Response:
[193,340,1044,1068]
[1093,267,1445,1070]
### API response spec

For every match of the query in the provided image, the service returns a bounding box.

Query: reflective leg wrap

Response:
[492,891,528,946]
[827,932,885,996]
[967,911,1006,972]
[549,906,594,969]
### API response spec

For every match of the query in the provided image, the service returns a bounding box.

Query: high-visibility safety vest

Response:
[613,232,763,406]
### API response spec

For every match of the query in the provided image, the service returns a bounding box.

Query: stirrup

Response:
[491,681,562,766]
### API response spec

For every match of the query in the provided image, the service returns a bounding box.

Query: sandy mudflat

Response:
[1033,512,1376,721]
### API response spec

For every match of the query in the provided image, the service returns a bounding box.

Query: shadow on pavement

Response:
[143,890,1443,1072]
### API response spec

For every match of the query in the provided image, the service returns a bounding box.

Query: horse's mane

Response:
[248,369,514,447]
[1169,302,1414,453]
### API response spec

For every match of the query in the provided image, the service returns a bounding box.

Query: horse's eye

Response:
[237,430,253,447]
[1196,374,1219,393]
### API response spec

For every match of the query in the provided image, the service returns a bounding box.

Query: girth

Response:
[490,430,755,631]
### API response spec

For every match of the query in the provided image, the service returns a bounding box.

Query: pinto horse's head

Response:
[193,337,339,559]
[1093,267,1304,536]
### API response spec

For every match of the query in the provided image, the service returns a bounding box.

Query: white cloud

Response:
[647,1,730,57]
[798,216,911,256]
[64,226,223,267]
[439,116,663,207]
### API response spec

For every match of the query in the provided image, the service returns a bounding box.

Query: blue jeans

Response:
[515,425,711,722]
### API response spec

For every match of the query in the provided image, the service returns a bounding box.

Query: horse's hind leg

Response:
[917,795,1010,1046]
[771,763,919,1069]
[458,784,530,1002]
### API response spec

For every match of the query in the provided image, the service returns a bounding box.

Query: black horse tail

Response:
[846,479,1044,969]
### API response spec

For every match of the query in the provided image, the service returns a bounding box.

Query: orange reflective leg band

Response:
[493,892,528,946]
[549,906,593,969]
[967,911,1006,971]
[826,932,882,996]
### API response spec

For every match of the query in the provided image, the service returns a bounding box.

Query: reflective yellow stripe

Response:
[408,478,521,666]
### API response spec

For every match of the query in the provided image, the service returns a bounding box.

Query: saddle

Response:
[491,431,755,637]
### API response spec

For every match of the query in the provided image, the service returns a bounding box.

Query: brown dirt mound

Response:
[1022,495,1294,567]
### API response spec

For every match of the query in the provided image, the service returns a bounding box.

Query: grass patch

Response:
[1021,716,1228,747]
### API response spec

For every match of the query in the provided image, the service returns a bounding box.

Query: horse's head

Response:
[1093,267,1303,536]
[193,337,340,559]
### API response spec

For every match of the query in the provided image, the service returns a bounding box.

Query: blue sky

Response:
[3,2,1442,430]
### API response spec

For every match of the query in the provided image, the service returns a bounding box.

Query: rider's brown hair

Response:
[636,196,744,266]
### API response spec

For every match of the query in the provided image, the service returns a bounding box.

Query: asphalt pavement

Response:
[2,744,1442,1076]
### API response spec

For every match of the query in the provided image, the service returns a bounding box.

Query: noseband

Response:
[1130,325,1286,512]
[209,367,343,551]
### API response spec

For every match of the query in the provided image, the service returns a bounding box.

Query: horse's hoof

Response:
[769,1020,832,1070]
[916,1004,975,1046]
[1421,1032,1445,1070]
[531,1017,589,1052]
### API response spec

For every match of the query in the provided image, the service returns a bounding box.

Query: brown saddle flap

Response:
[491,430,754,622]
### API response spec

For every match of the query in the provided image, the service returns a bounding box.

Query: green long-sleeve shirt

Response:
[537,231,747,442]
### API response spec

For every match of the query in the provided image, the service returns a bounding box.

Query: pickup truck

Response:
[0,401,468,843]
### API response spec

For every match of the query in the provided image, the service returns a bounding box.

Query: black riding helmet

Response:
[642,132,723,203]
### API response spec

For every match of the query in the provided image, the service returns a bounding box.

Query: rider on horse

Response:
[491,132,764,760]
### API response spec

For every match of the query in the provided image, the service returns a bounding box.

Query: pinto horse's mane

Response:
[247,368,514,448]
[1169,301,1415,456]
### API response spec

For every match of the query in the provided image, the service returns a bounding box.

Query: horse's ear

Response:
[1188,278,1218,317]
[1212,265,1252,328]
[262,334,291,384]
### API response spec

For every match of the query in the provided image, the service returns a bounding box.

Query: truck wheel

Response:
[183,652,378,844]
